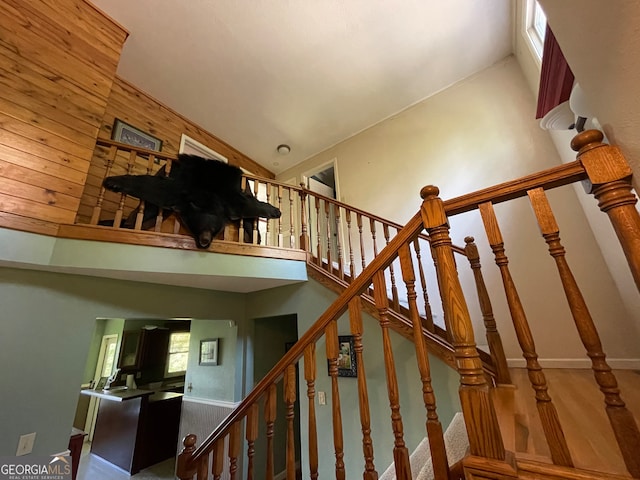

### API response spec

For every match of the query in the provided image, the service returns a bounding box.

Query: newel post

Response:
[299,182,310,252]
[419,186,508,464]
[572,130,640,292]
[176,434,197,480]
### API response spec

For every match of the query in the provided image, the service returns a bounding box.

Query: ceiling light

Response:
[277,144,291,155]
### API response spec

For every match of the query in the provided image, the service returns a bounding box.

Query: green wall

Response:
[0,266,246,457]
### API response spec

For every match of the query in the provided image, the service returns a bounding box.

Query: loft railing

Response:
[76,137,511,380]
[174,130,640,480]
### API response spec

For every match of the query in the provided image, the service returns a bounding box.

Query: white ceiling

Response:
[91,0,512,175]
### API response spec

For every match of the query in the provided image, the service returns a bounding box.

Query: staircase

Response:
[172,130,640,480]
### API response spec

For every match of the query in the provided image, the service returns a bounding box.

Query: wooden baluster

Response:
[346,209,356,280]
[155,159,172,231]
[372,270,411,479]
[398,244,449,480]
[265,182,272,246]
[239,177,248,244]
[324,200,332,272]
[384,225,400,310]
[113,150,137,228]
[357,213,367,272]
[229,421,241,480]
[464,236,511,385]
[572,130,640,291]
[134,153,156,230]
[529,187,640,477]
[304,344,319,480]
[412,239,435,332]
[478,199,572,466]
[91,145,117,225]
[289,187,296,248]
[315,196,322,266]
[299,183,310,251]
[265,384,277,480]
[348,297,379,480]
[197,454,209,480]
[212,439,225,480]
[335,206,344,280]
[421,186,506,462]
[246,404,259,480]
[325,320,345,480]
[176,434,197,480]
[370,218,379,257]
[284,364,297,480]
[277,185,284,247]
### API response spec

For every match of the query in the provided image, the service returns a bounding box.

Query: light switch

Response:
[318,391,326,405]
[16,432,36,456]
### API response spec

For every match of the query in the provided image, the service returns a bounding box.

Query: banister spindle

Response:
[265,182,272,246]
[420,186,506,462]
[265,384,277,480]
[212,440,224,480]
[335,206,345,279]
[239,177,248,244]
[325,200,333,271]
[284,364,297,480]
[326,320,345,480]
[372,270,411,479]
[463,236,511,385]
[299,183,310,251]
[91,145,117,225]
[113,149,137,228]
[528,187,640,477]
[370,218,379,257]
[572,130,640,292]
[412,239,435,332]
[478,200,572,467]
[384,225,400,310]
[246,404,259,480]
[155,159,172,231]
[277,185,284,247]
[134,153,156,230]
[196,454,209,480]
[357,213,367,272]
[315,196,322,266]
[228,421,241,480]
[348,297,379,480]
[345,209,356,279]
[398,244,449,480]
[304,344,319,480]
[289,187,296,248]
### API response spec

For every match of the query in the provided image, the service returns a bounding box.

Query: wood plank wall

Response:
[0,0,128,234]
[78,77,275,226]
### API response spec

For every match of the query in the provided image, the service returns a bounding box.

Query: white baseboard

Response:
[507,357,640,369]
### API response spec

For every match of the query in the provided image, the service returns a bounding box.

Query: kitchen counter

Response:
[83,387,183,474]
[80,387,154,402]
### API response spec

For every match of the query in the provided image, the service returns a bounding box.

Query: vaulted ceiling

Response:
[91,1,512,174]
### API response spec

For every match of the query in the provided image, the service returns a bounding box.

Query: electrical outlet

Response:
[16,432,36,456]
[318,391,326,405]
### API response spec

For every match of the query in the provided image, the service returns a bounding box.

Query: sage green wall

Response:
[247,280,461,479]
[0,266,245,457]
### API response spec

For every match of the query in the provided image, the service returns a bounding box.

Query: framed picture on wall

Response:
[328,335,357,377]
[111,118,163,152]
[199,338,220,366]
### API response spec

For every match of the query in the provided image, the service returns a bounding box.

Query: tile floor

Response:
[77,441,176,480]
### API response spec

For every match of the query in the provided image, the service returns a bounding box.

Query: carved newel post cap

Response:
[464,236,475,244]
[420,185,440,199]
[182,434,197,449]
[571,129,604,153]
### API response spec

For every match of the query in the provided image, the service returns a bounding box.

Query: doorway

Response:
[84,334,118,441]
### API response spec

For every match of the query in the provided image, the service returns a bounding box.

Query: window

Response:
[526,0,547,60]
[165,331,190,376]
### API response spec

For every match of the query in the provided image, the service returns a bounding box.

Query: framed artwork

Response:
[199,338,220,366]
[329,335,357,377]
[111,118,163,152]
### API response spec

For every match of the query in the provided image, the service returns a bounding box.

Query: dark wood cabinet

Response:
[117,328,170,381]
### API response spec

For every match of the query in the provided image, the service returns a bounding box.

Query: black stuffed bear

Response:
[103,154,281,248]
